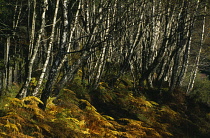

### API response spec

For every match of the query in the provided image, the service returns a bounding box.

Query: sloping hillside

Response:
[1,78,210,138]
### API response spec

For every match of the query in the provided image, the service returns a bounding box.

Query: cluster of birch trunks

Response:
[0,0,208,109]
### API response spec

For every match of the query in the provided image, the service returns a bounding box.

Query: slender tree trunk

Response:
[187,2,206,95]
[32,0,59,96]
[3,36,11,90]
[16,0,47,98]
[176,27,192,87]
[57,0,81,73]
[39,0,69,109]
[53,51,91,96]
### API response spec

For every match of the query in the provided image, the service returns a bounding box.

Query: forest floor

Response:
[0,77,210,138]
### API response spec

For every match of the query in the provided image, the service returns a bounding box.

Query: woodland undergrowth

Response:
[0,76,210,138]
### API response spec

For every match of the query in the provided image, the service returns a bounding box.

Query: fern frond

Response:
[7,98,23,108]
[150,101,159,106]
[31,132,44,138]
[0,132,7,136]
[7,132,35,138]
[160,106,177,116]
[102,115,115,121]
[46,97,56,107]
[66,118,80,124]
[4,120,19,132]
[34,111,45,120]
[80,129,90,135]
[144,101,153,107]
[162,131,173,137]
[23,96,43,105]
[63,89,76,95]
[39,124,52,133]
[33,124,42,132]
[80,99,97,112]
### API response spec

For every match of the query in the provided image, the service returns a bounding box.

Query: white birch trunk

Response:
[17,0,47,98]
[187,2,205,95]
[57,0,81,72]
[33,0,58,96]
[3,36,10,90]
[39,0,69,109]
[28,0,36,59]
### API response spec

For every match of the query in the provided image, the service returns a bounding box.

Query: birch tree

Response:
[32,0,59,96]
[187,2,207,95]
[39,0,69,109]
[0,0,209,109]
[16,0,48,98]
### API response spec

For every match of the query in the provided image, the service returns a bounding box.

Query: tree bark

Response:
[187,2,206,95]
[39,0,69,109]
[16,0,47,98]
[32,0,59,97]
